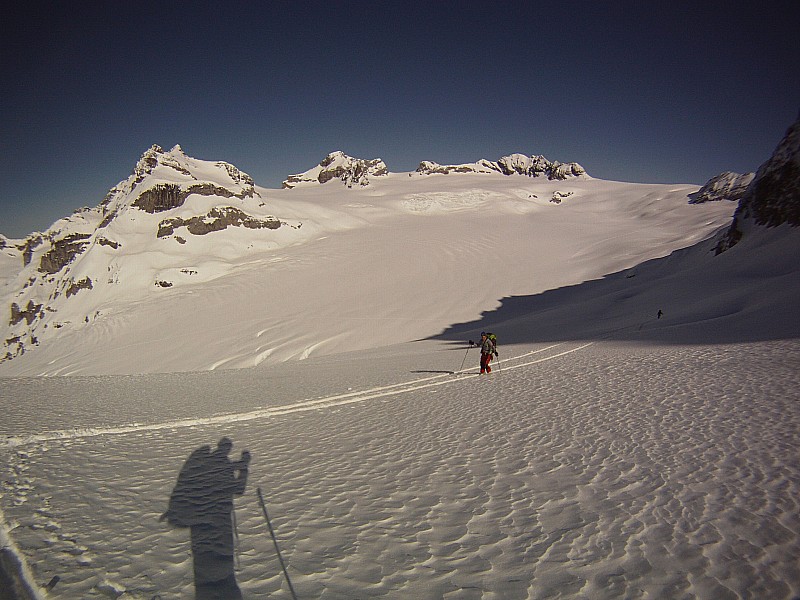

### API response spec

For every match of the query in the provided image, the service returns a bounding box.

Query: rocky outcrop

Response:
[10,300,43,326]
[97,237,120,249]
[496,154,586,179]
[157,207,283,238]
[283,152,388,188]
[689,171,755,204]
[216,161,255,187]
[133,182,255,214]
[19,236,43,267]
[716,117,800,254]
[132,145,193,185]
[133,183,186,213]
[66,277,93,298]
[38,233,91,274]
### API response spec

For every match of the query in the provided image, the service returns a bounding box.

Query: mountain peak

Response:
[689,171,755,204]
[283,152,389,189]
[716,117,800,253]
[1,145,277,363]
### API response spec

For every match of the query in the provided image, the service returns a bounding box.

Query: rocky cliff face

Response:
[283,151,388,188]
[689,171,754,204]
[415,153,587,180]
[1,145,295,364]
[715,118,800,254]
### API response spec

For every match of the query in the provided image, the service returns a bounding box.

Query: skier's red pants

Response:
[480,353,492,373]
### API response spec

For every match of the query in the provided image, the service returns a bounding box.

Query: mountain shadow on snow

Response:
[432,229,799,347]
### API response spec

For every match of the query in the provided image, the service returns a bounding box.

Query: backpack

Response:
[486,332,497,349]
[161,445,212,528]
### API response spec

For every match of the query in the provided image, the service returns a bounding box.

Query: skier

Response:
[657,309,663,319]
[476,332,497,374]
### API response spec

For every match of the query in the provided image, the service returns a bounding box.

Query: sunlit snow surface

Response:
[1,162,799,597]
[2,336,799,598]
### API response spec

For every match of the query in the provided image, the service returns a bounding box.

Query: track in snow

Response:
[2,341,593,449]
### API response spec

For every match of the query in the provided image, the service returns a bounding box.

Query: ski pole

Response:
[232,506,241,571]
[257,487,298,600]
[457,344,472,374]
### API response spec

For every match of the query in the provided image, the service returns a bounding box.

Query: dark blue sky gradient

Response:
[1,1,798,237]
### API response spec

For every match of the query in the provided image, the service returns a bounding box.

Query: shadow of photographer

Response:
[162,438,250,599]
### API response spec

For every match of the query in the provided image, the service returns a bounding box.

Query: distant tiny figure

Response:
[162,438,250,599]
[657,309,663,319]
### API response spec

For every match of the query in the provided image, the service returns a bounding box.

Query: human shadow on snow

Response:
[161,438,250,600]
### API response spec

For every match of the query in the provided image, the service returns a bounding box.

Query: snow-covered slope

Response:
[1,145,366,368]
[0,145,736,376]
[1,125,799,599]
[3,136,790,376]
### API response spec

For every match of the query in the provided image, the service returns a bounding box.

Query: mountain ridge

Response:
[3,123,797,375]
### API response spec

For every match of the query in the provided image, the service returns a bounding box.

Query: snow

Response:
[1,153,799,598]
[0,171,735,376]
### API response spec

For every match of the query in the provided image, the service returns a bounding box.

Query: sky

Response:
[1,0,798,239]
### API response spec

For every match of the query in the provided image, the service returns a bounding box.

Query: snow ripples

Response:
[1,340,799,598]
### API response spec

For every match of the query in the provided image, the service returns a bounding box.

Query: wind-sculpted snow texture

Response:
[1,338,799,598]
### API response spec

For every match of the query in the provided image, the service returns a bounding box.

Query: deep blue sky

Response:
[1,1,798,238]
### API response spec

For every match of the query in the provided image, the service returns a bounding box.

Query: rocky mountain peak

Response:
[715,117,800,253]
[283,152,389,189]
[689,171,755,204]
[1,145,281,364]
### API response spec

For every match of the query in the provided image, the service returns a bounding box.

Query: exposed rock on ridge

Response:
[157,207,284,238]
[133,182,255,214]
[283,151,388,188]
[689,171,754,204]
[38,234,92,274]
[716,117,800,253]
[416,153,587,180]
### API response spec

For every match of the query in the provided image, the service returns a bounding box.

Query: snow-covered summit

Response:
[282,151,388,189]
[1,144,310,364]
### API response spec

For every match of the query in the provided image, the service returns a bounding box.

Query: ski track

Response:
[1,342,592,450]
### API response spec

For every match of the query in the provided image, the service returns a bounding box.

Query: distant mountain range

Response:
[1,121,797,374]
[282,151,587,188]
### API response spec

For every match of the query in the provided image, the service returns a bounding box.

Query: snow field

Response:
[2,337,798,598]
